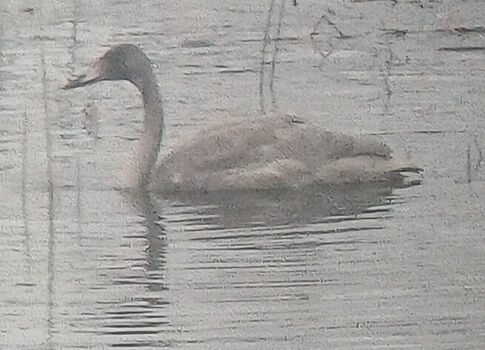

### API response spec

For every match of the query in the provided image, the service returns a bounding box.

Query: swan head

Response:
[64,44,152,90]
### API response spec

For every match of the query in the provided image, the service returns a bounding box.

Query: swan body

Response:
[151,115,403,192]
[64,44,420,192]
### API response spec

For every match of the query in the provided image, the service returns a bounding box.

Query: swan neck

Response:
[129,73,163,188]
[140,78,163,118]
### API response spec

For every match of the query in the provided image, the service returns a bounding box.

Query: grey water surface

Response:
[1,0,484,349]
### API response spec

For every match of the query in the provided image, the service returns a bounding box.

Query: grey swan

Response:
[64,44,421,192]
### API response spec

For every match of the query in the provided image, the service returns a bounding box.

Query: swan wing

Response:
[153,116,393,191]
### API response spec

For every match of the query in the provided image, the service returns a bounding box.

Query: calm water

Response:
[1,0,484,349]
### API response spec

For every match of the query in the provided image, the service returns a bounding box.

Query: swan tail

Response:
[389,166,423,187]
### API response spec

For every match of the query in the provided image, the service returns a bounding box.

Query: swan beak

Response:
[63,61,102,89]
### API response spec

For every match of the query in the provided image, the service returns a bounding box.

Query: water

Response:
[1,0,484,349]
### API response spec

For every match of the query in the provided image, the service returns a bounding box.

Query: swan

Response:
[64,44,421,192]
